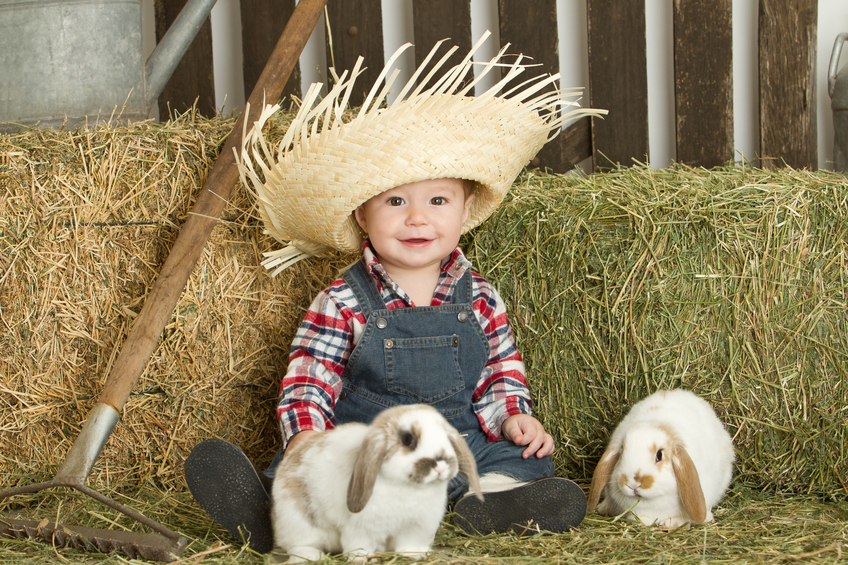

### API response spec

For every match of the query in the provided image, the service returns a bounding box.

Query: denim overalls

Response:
[266,260,554,500]
[333,261,484,431]
[338,261,553,499]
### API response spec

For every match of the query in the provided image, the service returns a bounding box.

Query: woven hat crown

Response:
[237,32,605,275]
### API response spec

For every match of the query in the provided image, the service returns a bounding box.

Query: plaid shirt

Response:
[278,242,532,445]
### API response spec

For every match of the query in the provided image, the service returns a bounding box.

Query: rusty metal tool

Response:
[0,0,328,560]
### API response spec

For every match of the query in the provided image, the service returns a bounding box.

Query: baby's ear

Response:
[462,193,475,223]
[354,206,367,232]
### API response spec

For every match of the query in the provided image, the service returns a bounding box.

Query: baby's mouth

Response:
[402,238,432,245]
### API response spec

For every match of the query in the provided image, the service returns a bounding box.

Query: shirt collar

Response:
[360,241,472,297]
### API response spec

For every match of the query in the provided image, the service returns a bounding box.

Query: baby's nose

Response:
[406,204,429,224]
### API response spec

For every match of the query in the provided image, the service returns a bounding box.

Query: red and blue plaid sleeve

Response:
[469,273,533,441]
[277,278,364,443]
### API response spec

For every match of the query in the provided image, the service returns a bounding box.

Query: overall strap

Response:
[459,266,474,306]
[341,260,384,320]
[334,258,487,432]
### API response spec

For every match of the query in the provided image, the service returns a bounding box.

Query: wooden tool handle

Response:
[100,0,329,412]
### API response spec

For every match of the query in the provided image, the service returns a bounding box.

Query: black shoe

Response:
[453,477,587,535]
[184,438,274,553]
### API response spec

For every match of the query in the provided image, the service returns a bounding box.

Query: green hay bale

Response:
[464,165,848,499]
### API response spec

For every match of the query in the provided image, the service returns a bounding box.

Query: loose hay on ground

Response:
[2,485,847,564]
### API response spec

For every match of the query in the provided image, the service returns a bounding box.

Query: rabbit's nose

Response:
[434,460,452,478]
[634,471,654,490]
[620,475,639,493]
[620,472,652,495]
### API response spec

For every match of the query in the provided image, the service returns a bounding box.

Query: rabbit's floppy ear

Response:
[347,428,389,513]
[588,444,620,510]
[448,427,483,501]
[671,444,706,522]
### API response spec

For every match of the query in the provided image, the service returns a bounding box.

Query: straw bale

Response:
[0,113,353,494]
[464,165,848,499]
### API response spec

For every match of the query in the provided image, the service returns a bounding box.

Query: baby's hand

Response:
[285,429,320,456]
[501,414,555,459]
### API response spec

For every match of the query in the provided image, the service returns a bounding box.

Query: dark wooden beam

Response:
[673,0,734,168]
[240,0,301,107]
[758,0,818,169]
[587,0,649,168]
[154,0,216,118]
[411,0,473,93]
[325,0,384,106]
[500,0,589,173]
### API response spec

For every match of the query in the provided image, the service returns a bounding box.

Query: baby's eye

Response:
[388,197,405,206]
[430,196,446,205]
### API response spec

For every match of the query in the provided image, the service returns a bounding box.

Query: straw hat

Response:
[237,31,605,276]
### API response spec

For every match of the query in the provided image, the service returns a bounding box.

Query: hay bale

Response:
[0,114,353,493]
[464,165,848,498]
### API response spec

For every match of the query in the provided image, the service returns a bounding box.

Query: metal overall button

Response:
[457,310,468,322]
[376,317,388,329]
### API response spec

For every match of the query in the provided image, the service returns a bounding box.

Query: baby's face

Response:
[354,178,474,276]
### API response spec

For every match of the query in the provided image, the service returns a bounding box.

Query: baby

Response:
[186,35,603,553]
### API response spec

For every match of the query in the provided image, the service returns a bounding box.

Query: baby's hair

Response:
[462,179,478,200]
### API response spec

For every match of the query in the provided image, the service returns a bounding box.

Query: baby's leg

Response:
[447,428,554,501]
[451,429,586,534]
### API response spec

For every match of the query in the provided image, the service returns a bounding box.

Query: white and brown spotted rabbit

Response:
[588,389,735,529]
[271,404,482,563]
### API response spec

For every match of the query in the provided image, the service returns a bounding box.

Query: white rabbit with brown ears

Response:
[271,404,482,563]
[588,389,735,530]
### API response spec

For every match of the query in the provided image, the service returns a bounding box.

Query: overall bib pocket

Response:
[384,334,465,403]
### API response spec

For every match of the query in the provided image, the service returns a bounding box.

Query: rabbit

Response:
[271,403,482,563]
[587,389,735,530]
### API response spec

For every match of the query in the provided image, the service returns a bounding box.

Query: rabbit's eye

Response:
[655,449,664,463]
[400,431,417,450]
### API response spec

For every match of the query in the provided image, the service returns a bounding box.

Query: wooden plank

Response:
[673,0,733,168]
[411,0,472,93]
[325,0,384,106]
[499,0,585,173]
[527,119,593,171]
[498,0,559,92]
[586,0,649,168]
[560,117,594,168]
[758,0,818,169]
[154,0,215,118]
[240,0,301,107]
